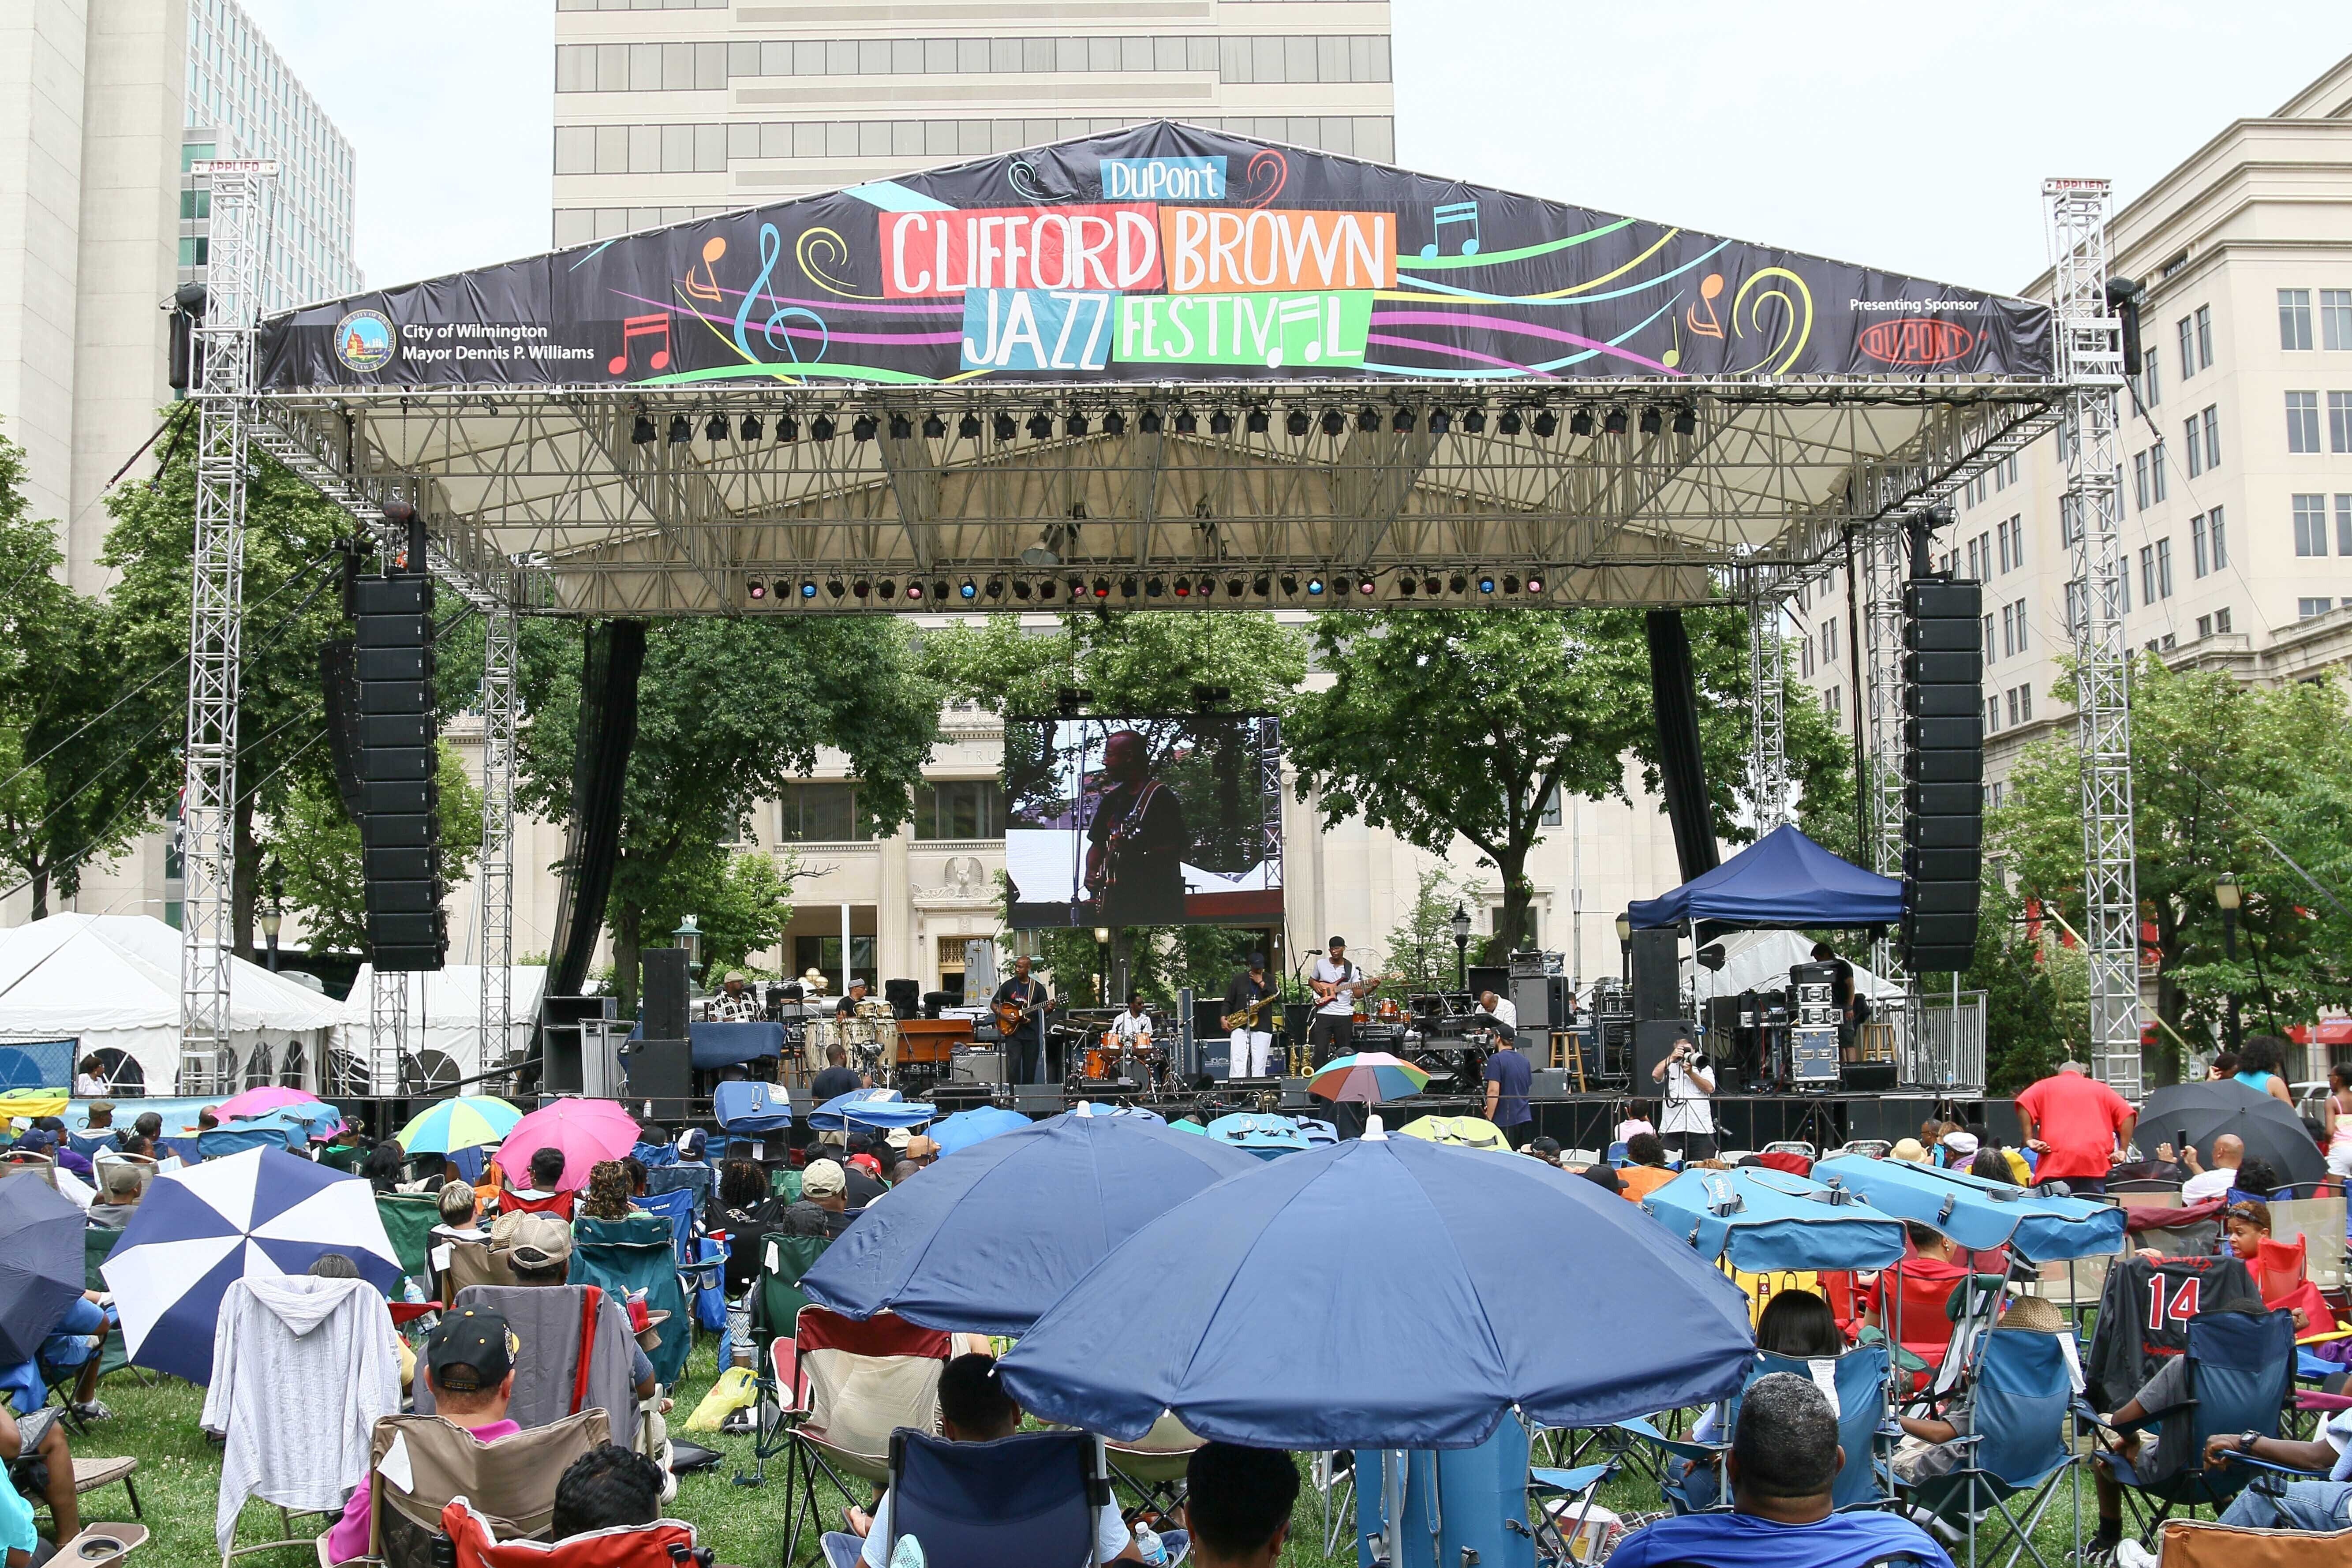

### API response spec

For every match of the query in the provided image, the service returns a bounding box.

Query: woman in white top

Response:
[73,1055,108,1098]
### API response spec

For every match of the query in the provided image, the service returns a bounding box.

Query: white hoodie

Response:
[199,1274,401,1555]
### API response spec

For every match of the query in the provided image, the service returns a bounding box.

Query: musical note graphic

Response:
[1685,272,1725,340]
[1420,201,1481,261]
[1245,149,1288,209]
[607,313,672,376]
[1266,297,1327,369]
[683,236,727,304]
[1662,313,1683,370]
[735,222,831,370]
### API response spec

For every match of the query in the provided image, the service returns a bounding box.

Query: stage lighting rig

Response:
[1567,409,1592,437]
[1103,409,1126,436]
[1357,406,1381,432]
[1280,573,1299,595]
[1423,574,1442,595]
[1173,408,1197,434]
[740,414,763,442]
[1638,407,1661,436]
[901,580,920,601]
[1208,409,1233,435]
[852,578,872,599]
[1525,571,1546,594]
[745,578,767,600]
[1226,576,1246,598]
[1332,576,1352,598]
[1027,412,1053,439]
[1428,408,1451,434]
[826,579,846,600]
[1305,575,1326,596]
[1139,407,1163,434]
[889,413,912,439]
[983,578,1003,601]
[1358,573,1378,595]
[1497,408,1522,435]
[1037,579,1058,600]
[776,415,799,442]
[1603,407,1628,436]
[1398,574,1418,598]
[1119,575,1140,599]
[1245,407,1269,434]
[1320,408,1345,436]
[1253,573,1273,597]
[852,415,877,442]
[960,579,979,601]
[922,413,946,438]
[994,412,1017,441]
[1391,406,1414,432]
[800,580,818,600]
[810,414,836,442]
[1012,579,1032,601]
[957,412,981,439]
[1289,409,1312,438]
[630,414,655,445]
[703,413,727,442]
[1461,407,1485,433]
[1448,572,1467,595]
[1091,576,1111,599]
[1502,573,1520,594]
[1145,576,1166,598]
[1533,410,1560,438]
[1477,571,1497,595]
[1065,412,1088,437]
[666,414,691,444]
[928,579,948,602]
[1672,405,1697,435]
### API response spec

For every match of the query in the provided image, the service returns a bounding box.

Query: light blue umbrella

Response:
[1204,1113,1311,1159]
[807,1088,937,1133]
[1642,1165,1908,1273]
[929,1106,1032,1156]
[1813,1153,2124,1261]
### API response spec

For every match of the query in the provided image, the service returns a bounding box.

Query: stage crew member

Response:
[1085,730,1189,924]
[1651,1029,1717,1161]
[991,955,1052,1085]
[1308,936,1378,1069]
[1222,953,1279,1079]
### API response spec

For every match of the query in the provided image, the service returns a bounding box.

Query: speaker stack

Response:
[1900,575,1985,972]
[351,569,447,971]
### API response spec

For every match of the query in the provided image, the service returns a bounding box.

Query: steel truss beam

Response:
[476,577,519,1071]
[1746,576,1788,831]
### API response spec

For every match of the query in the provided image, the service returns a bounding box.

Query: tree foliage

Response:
[1380,861,1473,996]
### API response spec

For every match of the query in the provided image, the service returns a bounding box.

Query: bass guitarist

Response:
[990,954,1053,1085]
[1221,952,1279,1079]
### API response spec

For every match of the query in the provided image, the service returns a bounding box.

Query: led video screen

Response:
[1005,715,1283,929]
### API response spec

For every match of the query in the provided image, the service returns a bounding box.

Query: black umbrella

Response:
[2138,1079,2326,1190]
[0,1171,89,1364]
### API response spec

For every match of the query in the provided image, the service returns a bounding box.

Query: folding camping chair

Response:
[1104,1409,1205,1523]
[435,1240,517,1306]
[325,1409,608,1568]
[436,1496,703,1567]
[1623,1343,1894,1515]
[772,1306,952,1568]
[1309,1451,1355,1557]
[418,1287,638,1439]
[1899,1326,2081,1568]
[737,1231,832,1484]
[2087,1308,2299,1547]
[571,1214,692,1388]
[861,1428,1115,1568]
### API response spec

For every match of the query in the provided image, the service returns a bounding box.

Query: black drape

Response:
[1645,609,1720,887]
[546,619,646,997]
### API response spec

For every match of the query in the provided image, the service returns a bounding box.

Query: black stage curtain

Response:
[546,620,646,997]
[1645,609,1720,888]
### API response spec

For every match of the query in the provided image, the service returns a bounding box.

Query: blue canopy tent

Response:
[1626,824,1903,932]
[1643,1165,1909,1273]
[1813,1153,2124,1262]
[807,1088,936,1133]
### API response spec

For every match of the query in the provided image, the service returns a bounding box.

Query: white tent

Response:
[1682,928,1907,1008]
[0,913,343,1096]
[334,963,548,1088]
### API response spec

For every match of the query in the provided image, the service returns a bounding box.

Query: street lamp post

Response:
[260,864,283,972]
[1450,904,1472,992]
[2215,873,2242,1052]
[1093,926,1111,1008]
[673,913,703,986]
[1615,913,1633,985]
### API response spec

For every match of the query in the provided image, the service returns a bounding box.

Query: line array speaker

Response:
[352,573,446,970]
[1901,575,1983,971]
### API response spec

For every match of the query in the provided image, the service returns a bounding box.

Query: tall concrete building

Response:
[550,0,1396,246]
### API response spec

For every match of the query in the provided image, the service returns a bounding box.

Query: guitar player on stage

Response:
[991,954,1052,1084]
[1222,952,1279,1079]
[1309,936,1382,1069]
[1084,730,1189,925]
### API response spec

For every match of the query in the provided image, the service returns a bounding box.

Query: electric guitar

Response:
[1084,780,1167,899]
[1309,969,1401,1006]
[1219,991,1276,1033]
[992,988,1046,1037]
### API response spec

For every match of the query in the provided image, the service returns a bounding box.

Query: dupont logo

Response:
[1859,317,1978,367]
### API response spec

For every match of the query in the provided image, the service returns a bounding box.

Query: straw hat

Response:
[1889,1138,1930,1164]
[1996,1294,2067,1335]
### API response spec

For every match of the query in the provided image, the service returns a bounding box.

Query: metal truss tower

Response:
[477,575,520,1073]
[1860,516,1911,1005]
[2047,177,2143,1098]
[1746,581,1788,831]
[179,158,273,1096]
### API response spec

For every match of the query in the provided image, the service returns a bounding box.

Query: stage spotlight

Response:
[1638,406,1661,436]
[1145,576,1166,598]
[1119,575,1140,599]
[1498,408,1523,435]
[1066,412,1088,437]
[1503,573,1521,595]
[1172,577,1191,598]
[1069,574,1087,598]
[631,414,656,445]
[1139,407,1162,434]
[810,414,837,442]
[1392,407,1414,432]
[960,578,978,601]
[1028,412,1054,439]
[1358,573,1378,595]
[1287,409,1311,438]
[704,413,728,442]
[926,579,946,603]
[1449,572,1467,595]
[1524,570,1545,594]
[958,412,981,439]
[1672,406,1697,436]
[1226,576,1246,597]
[746,577,767,600]
[1280,573,1299,595]
[1011,579,1032,601]
[1357,406,1381,432]
[667,414,692,444]
[1603,407,1628,436]
[1332,576,1351,599]
[1092,576,1111,599]
[1461,407,1485,433]
[826,578,846,600]
[1209,409,1233,435]
[1567,409,1591,437]
[1103,409,1126,436]
[1306,575,1326,596]
[1321,408,1346,436]
[890,413,913,440]
[852,415,877,442]
[903,581,922,601]
[1428,408,1451,434]
[1254,573,1273,597]
[800,580,818,600]
[1173,408,1197,434]
[994,412,1017,442]
[923,413,946,439]
[853,578,873,599]
[1423,574,1442,595]
[776,415,799,442]
[1245,407,1268,434]
[1477,571,1497,595]
[1037,579,1058,601]
[1398,575,1417,597]
[740,414,763,442]
[984,578,1005,601]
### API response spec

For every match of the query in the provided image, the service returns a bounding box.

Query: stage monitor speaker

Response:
[1845,1061,1899,1091]
[883,978,921,1020]
[1634,1018,1698,1084]
[1630,928,1680,1020]
[1511,973,1550,1033]
[950,1048,1004,1085]
[641,947,690,1040]
[624,1038,692,1100]
[542,1028,583,1096]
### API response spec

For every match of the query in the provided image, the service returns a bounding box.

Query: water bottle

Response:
[1133,1523,1165,1565]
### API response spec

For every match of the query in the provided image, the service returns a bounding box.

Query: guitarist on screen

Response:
[990,954,1053,1085]
[1083,730,1189,925]
[1220,951,1279,1079]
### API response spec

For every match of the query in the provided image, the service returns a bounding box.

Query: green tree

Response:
[516,617,939,1014]
[1381,861,1471,995]
[669,850,796,981]
[273,742,483,954]
[1962,872,2075,1092]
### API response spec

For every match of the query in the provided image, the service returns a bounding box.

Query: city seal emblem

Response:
[333,309,396,374]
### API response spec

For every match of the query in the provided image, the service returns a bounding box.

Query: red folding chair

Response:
[441,1497,700,1566]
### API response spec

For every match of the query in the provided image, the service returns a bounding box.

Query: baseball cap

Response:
[88,1100,115,1118]
[847,1152,882,1180]
[426,1306,517,1393]
[1327,935,1345,947]
[801,1158,847,1198]
[505,1213,574,1271]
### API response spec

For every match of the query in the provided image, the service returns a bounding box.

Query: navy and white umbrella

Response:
[100,1146,402,1383]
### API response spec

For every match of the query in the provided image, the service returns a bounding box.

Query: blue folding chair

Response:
[1901,1328,2080,1568]
[826,1428,1114,1568]
[2088,1309,2299,1546]
[1624,1343,1894,1514]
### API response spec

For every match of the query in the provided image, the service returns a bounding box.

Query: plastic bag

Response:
[683,1365,760,1432]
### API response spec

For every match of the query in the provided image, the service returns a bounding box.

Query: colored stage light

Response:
[1638,407,1661,436]
[1477,572,1496,594]
[1066,412,1088,437]
[890,413,913,439]
[1246,407,1269,434]
[704,413,728,442]
[776,415,799,442]
[1392,407,1414,432]
[631,415,655,445]
[1139,408,1163,434]
[1672,406,1697,435]
[1092,577,1111,599]
[1209,410,1233,435]
[800,580,818,600]
[1427,408,1451,434]
[1306,576,1326,596]
[1524,571,1545,594]
[923,413,946,438]
[1461,407,1485,433]
[1358,574,1377,596]
[1357,407,1381,432]
[740,414,763,441]
[852,415,878,442]
[746,578,767,600]
[667,415,692,444]
[810,415,836,442]
[958,412,981,438]
[1498,408,1522,435]
[1288,409,1312,438]
[1172,577,1191,598]
[904,581,923,601]
[826,579,845,600]
[1603,407,1627,436]
[1321,408,1346,436]
[994,413,1017,442]
[1028,412,1054,439]
[1103,409,1127,436]
[1145,576,1165,599]
[960,579,978,600]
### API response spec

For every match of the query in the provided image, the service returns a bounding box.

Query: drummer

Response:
[834,977,874,1021]
[1108,992,1154,1053]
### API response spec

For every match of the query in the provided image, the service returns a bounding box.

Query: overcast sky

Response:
[242,0,2352,295]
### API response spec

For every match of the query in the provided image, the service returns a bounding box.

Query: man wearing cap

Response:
[1222,953,1278,1080]
[833,977,875,1021]
[322,1309,523,1566]
[707,971,760,1023]
[504,1216,660,1402]
[1309,936,1376,1070]
[85,1162,144,1228]
[769,1158,851,1239]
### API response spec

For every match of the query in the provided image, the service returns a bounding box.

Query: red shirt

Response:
[2015,1071,2133,1180]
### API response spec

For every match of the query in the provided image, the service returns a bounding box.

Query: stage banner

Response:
[259,124,2051,391]
[1004,714,1282,930]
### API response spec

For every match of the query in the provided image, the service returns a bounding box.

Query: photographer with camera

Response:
[1650,1028,1717,1162]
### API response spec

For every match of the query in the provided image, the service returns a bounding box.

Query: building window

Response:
[2196,614,2211,638]
[1820,618,1837,662]
[1986,695,2002,733]
[1982,611,1996,660]
[2139,544,2155,603]
[2294,494,2329,557]
[2147,441,2166,503]
[1823,685,1840,724]
[2191,513,2208,578]
[2300,598,2335,620]
[2215,606,2232,633]
[1998,603,2013,659]
[2176,315,2195,379]
[2195,303,2214,370]
[1800,634,1814,678]
[556,33,1391,89]
[2118,558,2131,614]
[2281,288,2315,350]
[2331,392,2352,454]
[178,236,209,266]
[2288,392,2322,453]
[2208,505,2226,570]
[2325,289,2352,351]
[2135,343,2161,407]
[2196,406,2220,472]
[2184,414,2203,477]
[778,782,873,842]
[2339,495,2352,557]
[2154,537,2172,599]
[914,779,1006,840]
[794,935,876,992]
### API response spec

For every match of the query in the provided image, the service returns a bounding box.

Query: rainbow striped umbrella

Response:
[1306,1051,1430,1104]
[396,1095,524,1156]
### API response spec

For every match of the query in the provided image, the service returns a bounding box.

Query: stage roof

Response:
[249,122,2064,615]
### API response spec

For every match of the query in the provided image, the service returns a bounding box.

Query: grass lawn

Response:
[41,1329,2130,1567]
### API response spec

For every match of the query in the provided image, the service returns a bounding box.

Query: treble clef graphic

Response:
[733,223,829,370]
[1009,160,1048,201]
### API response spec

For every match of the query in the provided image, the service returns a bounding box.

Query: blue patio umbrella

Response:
[997,1132,1755,1448]
[806,1088,938,1133]
[1642,1165,1908,1273]
[100,1146,403,1384]
[1813,1153,2124,1262]
[1203,1112,1310,1159]
[928,1105,1031,1156]
[803,1112,1261,1335]
[0,1172,86,1364]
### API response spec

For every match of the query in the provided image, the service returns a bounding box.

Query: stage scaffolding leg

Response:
[1746,579,1788,831]
[477,576,519,1082]
[178,159,273,1097]
[1860,516,1915,1069]
[2047,178,2143,1100]
[370,968,408,1101]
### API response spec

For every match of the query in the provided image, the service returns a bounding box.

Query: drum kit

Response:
[799,999,903,1087]
[1072,1022,1169,1098]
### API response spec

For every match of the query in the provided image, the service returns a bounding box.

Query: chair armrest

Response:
[1529,1462,1615,1496]
[2218,1451,2331,1482]
[1612,1417,1722,1465]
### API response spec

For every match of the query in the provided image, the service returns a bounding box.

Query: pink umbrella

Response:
[214,1084,320,1120]
[493,1098,643,1192]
